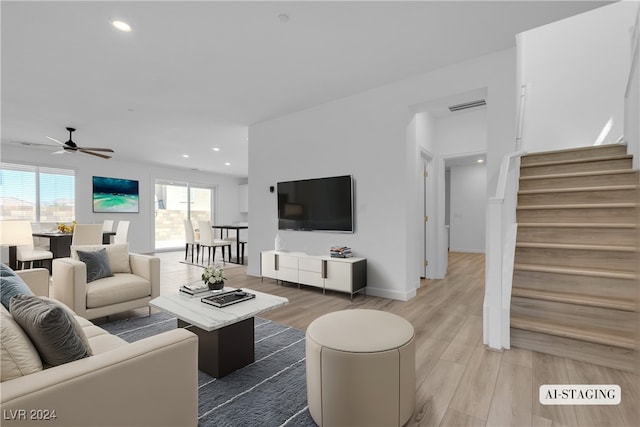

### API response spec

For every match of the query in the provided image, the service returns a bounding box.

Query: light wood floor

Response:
[142,251,640,427]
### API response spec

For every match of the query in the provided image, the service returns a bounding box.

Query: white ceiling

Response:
[1,1,612,177]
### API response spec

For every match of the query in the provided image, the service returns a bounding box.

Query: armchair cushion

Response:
[0,264,35,310]
[86,274,151,309]
[9,294,91,367]
[76,248,113,283]
[71,244,131,273]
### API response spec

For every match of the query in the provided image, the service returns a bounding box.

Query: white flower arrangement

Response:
[202,265,225,285]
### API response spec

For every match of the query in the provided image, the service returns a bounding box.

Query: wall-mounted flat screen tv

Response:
[277,175,354,233]
[92,176,139,213]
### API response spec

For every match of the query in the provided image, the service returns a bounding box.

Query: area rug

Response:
[100,312,316,426]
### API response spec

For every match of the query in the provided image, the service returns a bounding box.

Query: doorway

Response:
[421,151,434,278]
[154,179,216,250]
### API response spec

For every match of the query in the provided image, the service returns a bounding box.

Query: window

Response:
[154,179,215,250]
[0,162,75,221]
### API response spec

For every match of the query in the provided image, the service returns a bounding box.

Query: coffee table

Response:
[150,287,288,378]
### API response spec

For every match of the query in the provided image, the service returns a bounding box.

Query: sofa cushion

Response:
[87,333,128,355]
[71,244,132,273]
[0,304,43,382]
[1,263,35,310]
[77,248,113,283]
[39,297,93,356]
[86,274,151,309]
[9,294,92,367]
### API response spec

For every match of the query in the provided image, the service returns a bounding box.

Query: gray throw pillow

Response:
[76,248,113,283]
[9,294,92,367]
[1,263,35,309]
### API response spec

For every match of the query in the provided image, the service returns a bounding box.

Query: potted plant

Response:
[202,265,226,291]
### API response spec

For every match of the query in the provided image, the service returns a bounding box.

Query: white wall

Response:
[435,108,488,157]
[249,48,516,301]
[415,111,437,154]
[518,1,636,152]
[1,144,244,253]
[449,164,487,252]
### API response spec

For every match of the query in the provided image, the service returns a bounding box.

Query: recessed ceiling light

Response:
[224,162,231,166]
[182,154,189,158]
[212,147,220,152]
[477,159,485,164]
[111,20,132,32]
[278,13,290,23]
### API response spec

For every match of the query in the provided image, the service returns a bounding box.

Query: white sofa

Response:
[1,268,199,427]
[51,246,160,320]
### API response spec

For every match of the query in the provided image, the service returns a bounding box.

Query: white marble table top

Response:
[150,287,289,332]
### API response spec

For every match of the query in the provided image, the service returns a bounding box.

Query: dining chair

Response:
[113,220,130,244]
[183,219,200,263]
[15,221,53,269]
[30,222,50,251]
[197,220,231,265]
[71,224,104,245]
[102,219,115,232]
[219,222,248,265]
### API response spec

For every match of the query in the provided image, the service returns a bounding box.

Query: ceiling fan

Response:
[46,127,114,159]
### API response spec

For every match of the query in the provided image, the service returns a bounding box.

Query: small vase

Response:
[208,281,224,291]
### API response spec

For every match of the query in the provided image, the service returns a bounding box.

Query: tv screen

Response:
[92,176,139,213]
[278,175,354,232]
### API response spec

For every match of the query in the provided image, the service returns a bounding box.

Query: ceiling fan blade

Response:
[79,149,112,159]
[46,136,65,145]
[9,140,58,148]
[76,147,114,152]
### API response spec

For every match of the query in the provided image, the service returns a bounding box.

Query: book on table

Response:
[330,246,353,258]
[179,283,210,296]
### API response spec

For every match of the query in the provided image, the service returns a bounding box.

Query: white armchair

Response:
[51,248,160,320]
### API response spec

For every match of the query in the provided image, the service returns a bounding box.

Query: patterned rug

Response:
[100,312,316,426]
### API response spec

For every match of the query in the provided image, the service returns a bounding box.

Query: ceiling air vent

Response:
[448,99,486,112]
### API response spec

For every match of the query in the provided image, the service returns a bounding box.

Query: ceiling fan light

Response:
[112,20,132,32]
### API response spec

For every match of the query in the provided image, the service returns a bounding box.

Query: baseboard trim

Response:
[449,248,486,254]
[366,286,416,301]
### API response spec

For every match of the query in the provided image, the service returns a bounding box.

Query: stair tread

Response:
[517,203,638,210]
[514,263,637,280]
[518,222,639,228]
[510,315,636,349]
[519,184,638,195]
[519,169,637,181]
[521,144,627,158]
[516,242,637,252]
[521,154,632,168]
[511,287,637,312]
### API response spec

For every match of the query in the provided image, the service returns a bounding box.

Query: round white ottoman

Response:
[306,309,415,427]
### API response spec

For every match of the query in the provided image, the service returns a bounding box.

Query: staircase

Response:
[511,144,640,372]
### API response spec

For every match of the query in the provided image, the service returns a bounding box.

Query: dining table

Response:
[211,225,248,264]
[32,231,116,259]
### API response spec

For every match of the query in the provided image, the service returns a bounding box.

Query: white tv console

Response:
[260,250,367,300]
